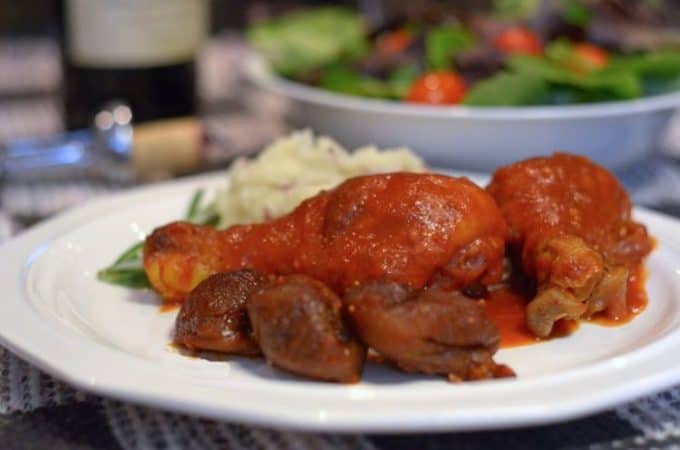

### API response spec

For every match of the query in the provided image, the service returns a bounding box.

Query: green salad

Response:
[248,2,680,106]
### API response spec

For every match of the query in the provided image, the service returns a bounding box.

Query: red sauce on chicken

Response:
[145,173,507,302]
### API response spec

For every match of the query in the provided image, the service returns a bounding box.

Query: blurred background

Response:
[0,0,678,233]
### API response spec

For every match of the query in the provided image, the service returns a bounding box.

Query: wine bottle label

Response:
[66,0,208,68]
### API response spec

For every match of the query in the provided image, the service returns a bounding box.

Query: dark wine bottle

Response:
[62,0,208,130]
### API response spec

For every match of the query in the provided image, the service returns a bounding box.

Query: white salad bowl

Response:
[245,54,680,170]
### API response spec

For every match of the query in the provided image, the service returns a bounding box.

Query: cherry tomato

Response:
[570,42,610,72]
[376,29,412,54]
[406,72,467,105]
[493,27,543,55]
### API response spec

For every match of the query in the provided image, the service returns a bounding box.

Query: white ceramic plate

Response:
[245,54,680,171]
[2,172,680,433]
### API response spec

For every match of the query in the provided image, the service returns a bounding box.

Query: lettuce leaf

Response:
[320,64,423,100]
[464,72,548,106]
[426,25,476,70]
[607,50,680,79]
[562,0,592,27]
[508,55,642,99]
[387,64,421,98]
[248,7,368,77]
[493,0,541,19]
[320,65,392,98]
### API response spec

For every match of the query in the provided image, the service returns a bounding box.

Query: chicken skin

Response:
[487,153,653,337]
[144,173,508,302]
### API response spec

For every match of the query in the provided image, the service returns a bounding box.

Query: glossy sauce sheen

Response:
[145,173,507,301]
[224,174,507,292]
[484,265,648,348]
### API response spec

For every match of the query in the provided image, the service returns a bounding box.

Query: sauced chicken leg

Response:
[487,153,653,337]
[344,281,514,381]
[144,173,507,302]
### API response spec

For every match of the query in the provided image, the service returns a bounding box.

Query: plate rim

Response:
[2,171,680,433]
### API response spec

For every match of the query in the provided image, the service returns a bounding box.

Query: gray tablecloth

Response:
[2,36,680,450]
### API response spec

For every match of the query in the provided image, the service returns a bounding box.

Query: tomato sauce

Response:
[484,264,648,348]
[146,173,508,303]
[483,288,535,347]
[590,265,648,326]
[159,302,181,313]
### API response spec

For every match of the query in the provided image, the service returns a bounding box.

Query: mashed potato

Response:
[215,130,426,228]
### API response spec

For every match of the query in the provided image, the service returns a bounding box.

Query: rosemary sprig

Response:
[97,189,218,288]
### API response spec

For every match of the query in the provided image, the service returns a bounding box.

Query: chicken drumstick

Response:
[487,153,653,337]
[144,173,507,302]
